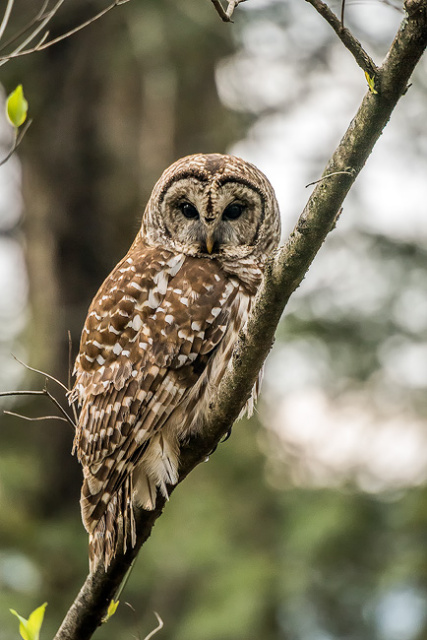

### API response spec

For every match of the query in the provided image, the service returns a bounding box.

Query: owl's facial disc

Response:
[160,178,264,258]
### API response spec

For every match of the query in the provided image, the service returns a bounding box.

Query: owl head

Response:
[141,154,281,261]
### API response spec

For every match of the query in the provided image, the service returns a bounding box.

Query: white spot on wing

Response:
[108,324,120,335]
[129,282,144,293]
[153,270,169,295]
[148,289,161,309]
[167,254,185,276]
[131,315,143,331]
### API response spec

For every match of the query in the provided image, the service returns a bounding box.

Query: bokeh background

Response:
[1,0,427,638]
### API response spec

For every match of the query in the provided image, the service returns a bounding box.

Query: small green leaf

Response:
[364,71,378,95]
[103,599,119,623]
[6,85,28,128]
[10,609,31,640]
[10,603,47,640]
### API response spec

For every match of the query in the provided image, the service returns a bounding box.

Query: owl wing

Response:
[71,239,240,521]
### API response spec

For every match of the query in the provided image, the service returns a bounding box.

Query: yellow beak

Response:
[206,233,215,254]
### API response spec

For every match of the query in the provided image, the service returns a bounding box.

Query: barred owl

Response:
[70,153,281,571]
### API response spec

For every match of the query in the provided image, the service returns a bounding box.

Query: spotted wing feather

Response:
[71,238,240,542]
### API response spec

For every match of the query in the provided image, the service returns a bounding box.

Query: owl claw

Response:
[220,427,232,443]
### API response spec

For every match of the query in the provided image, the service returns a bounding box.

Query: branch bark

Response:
[54,1,427,638]
[305,0,379,80]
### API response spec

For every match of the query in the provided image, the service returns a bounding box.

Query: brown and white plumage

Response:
[70,153,281,571]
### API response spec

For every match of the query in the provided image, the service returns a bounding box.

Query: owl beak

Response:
[205,233,215,254]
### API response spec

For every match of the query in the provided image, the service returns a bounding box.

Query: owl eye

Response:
[222,202,244,221]
[179,202,199,220]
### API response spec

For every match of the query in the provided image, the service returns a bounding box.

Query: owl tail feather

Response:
[87,475,136,573]
[133,432,179,510]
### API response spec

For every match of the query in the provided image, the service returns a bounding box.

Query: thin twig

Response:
[225,0,247,20]
[0,0,132,64]
[305,169,355,188]
[211,0,229,21]
[12,354,70,392]
[12,353,70,393]
[0,385,76,430]
[114,558,136,603]
[44,386,76,429]
[0,0,50,54]
[0,389,48,399]
[0,0,15,43]
[4,410,69,423]
[305,0,379,81]
[143,613,164,640]
[0,119,32,168]
[0,0,65,67]
[210,0,247,22]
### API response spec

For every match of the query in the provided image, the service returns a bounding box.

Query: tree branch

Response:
[210,0,247,22]
[305,0,379,81]
[52,1,427,637]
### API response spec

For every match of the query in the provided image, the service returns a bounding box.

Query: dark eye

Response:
[223,202,244,221]
[179,202,199,220]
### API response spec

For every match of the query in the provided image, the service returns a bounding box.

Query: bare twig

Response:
[0,0,65,67]
[44,386,76,429]
[0,389,49,399]
[0,0,15,42]
[0,119,33,168]
[210,0,247,22]
[0,385,76,430]
[0,0,132,64]
[0,0,52,53]
[211,0,229,21]
[143,613,163,640]
[4,410,69,423]
[11,353,70,393]
[305,0,379,82]
[305,169,355,188]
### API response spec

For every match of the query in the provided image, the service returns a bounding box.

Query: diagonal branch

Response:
[210,0,247,22]
[53,1,427,637]
[305,0,379,81]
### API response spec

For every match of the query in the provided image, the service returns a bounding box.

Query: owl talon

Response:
[220,428,232,443]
